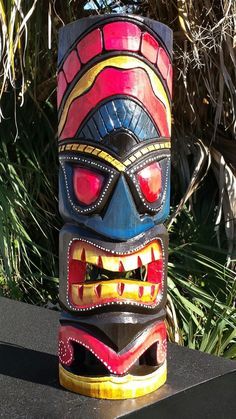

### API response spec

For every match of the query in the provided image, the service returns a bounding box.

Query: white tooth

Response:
[72,246,81,260]
[95,284,102,298]
[119,257,131,272]
[100,256,120,272]
[153,244,161,261]
[140,251,150,266]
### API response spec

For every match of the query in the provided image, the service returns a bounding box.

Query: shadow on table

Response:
[0,342,61,389]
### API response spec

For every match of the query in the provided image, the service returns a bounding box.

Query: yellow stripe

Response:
[71,280,159,306]
[123,141,171,167]
[59,361,167,399]
[58,56,171,136]
[59,143,126,172]
[58,140,171,170]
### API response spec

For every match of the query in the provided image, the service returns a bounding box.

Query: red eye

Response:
[137,162,162,203]
[73,167,104,205]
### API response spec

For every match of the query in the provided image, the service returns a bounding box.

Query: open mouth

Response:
[67,238,164,311]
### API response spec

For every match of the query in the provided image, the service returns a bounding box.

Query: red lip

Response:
[59,321,166,375]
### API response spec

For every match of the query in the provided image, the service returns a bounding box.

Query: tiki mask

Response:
[57,15,173,399]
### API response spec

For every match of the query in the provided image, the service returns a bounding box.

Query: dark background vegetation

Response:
[0,0,235,356]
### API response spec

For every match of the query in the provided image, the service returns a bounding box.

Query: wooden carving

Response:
[57,14,173,399]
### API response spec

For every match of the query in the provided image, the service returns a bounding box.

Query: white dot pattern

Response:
[60,156,115,213]
[127,154,170,212]
[58,327,166,374]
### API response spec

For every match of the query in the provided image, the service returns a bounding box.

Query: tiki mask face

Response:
[57,15,172,399]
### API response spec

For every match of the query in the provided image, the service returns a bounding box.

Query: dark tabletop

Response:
[0,297,235,419]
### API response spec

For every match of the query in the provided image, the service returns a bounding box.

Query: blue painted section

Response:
[85,176,154,240]
[59,162,170,240]
[80,125,91,139]
[94,111,108,138]
[114,98,127,124]
[128,103,141,133]
[106,101,122,129]
[120,100,135,128]
[86,118,101,142]
[77,99,159,141]
[100,105,115,132]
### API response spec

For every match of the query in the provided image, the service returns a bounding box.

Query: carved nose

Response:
[85,175,154,240]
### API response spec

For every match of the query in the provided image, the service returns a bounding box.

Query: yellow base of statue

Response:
[59,361,167,399]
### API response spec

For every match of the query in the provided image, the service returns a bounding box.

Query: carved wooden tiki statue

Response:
[57,15,173,399]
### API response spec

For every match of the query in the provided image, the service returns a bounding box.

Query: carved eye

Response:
[137,162,162,203]
[73,167,104,205]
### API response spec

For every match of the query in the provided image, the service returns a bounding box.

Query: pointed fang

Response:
[97,256,103,268]
[138,286,144,298]
[151,285,156,298]
[80,248,86,262]
[117,282,125,296]
[138,256,143,268]
[78,285,83,300]
[119,261,125,272]
[95,284,102,298]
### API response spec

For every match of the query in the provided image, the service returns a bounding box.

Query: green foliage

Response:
[168,207,236,358]
[0,91,59,304]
